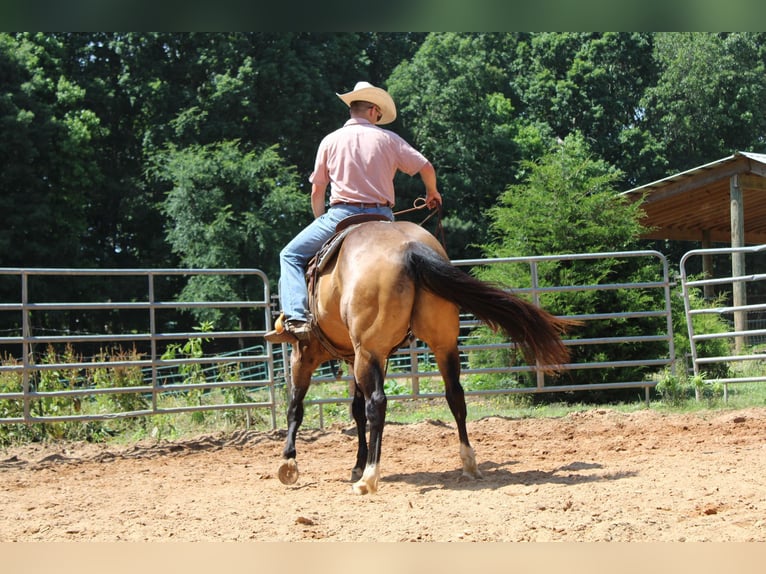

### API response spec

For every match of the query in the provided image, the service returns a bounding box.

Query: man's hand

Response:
[425,188,443,210]
[418,162,442,209]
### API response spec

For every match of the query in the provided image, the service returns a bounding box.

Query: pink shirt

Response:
[309,118,428,207]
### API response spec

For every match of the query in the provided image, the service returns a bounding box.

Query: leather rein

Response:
[393,197,447,250]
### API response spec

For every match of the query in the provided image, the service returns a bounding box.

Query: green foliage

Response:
[484,132,644,259]
[642,33,766,173]
[512,32,663,187]
[652,368,723,407]
[160,321,214,421]
[0,345,111,446]
[92,346,149,418]
[0,33,96,267]
[0,320,272,445]
[464,327,532,392]
[5,32,766,274]
[388,33,529,256]
[476,134,665,395]
[151,140,311,319]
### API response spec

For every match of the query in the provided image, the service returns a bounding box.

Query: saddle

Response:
[268,215,391,347]
[308,213,391,279]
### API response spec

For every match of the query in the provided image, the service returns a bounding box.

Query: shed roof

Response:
[621,151,766,244]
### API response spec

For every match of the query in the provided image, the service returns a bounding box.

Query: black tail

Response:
[403,242,577,372]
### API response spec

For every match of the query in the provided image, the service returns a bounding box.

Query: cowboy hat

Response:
[336,81,397,125]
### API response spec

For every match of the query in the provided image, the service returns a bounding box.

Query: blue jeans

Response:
[278,203,394,323]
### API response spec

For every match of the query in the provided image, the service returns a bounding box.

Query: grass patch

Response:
[5,351,766,448]
[292,378,766,432]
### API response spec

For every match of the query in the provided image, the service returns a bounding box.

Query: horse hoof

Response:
[459,469,484,481]
[469,466,484,479]
[278,459,299,485]
[350,467,363,482]
[351,477,378,495]
[352,481,371,495]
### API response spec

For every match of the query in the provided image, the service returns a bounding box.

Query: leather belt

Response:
[331,201,392,209]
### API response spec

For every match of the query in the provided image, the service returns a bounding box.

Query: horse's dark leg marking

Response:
[350,379,368,481]
[439,348,482,479]
[441,349,469,445]
[278,343,325,485]
[282,383,309,461]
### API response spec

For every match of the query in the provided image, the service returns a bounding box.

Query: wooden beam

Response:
[731,174,747,352]
[746,158,766,178]
[702,230,713,300]
[740,174,766,191]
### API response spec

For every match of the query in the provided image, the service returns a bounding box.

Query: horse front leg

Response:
[350,379,368,482]
[278,342,321,485]
[278,381,309,485]
[351,353,387,495]
[438,348,482,480]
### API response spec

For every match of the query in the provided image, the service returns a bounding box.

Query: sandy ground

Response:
[2,406,766,542]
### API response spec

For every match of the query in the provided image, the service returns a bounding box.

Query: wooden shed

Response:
[621,151,766,345]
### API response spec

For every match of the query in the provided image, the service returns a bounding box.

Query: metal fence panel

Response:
[291,250,674,424]
[680,244,766,399]
[0,268,278,427]
[1,250,676,431]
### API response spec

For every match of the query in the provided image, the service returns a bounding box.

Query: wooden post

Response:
[730,174,746,352]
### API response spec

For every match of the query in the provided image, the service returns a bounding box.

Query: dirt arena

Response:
[2,406,766,542]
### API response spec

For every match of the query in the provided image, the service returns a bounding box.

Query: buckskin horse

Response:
[274,218,576,495]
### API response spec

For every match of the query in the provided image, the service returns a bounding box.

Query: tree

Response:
[485,132,644,259]
[477,133,662,395]
[151,140,310,329]
[641,32,766,174]
[387,33,537,258]
[512,32,664,188]
[0,33,99,267]
[106,32,418,267]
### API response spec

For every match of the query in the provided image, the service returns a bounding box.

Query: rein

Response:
[393,197,447,251]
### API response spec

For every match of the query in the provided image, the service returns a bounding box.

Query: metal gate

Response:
[680,244,766,399]
[0,268,279,427]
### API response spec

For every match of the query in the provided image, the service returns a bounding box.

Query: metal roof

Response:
[621,151,766,244]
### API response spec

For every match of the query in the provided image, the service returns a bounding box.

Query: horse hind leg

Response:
[351,352,387,495]
[438,347,483,480]
[350,379,368,482]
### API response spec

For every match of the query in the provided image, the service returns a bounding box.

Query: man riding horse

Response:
[265,83,576,494]
[265,81,442,343]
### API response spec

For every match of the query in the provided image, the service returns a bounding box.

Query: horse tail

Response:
[403,242,577,373]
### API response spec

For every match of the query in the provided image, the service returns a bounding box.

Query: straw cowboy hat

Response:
[337,81,397,125]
